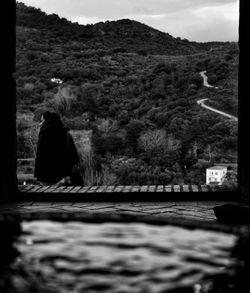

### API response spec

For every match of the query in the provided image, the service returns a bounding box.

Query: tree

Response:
[126,119,145,151]
[204,145,217,163]
[77,83,100,114]
[189,73,203,87]
[52,85,76,115]
[138,130,181,155]
[103,135,123,154]
[165,134,181,152]
[168,117,187,136]
[138,129,167,154]
[191,140,201,159]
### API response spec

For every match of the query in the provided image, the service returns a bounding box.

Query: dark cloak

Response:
[34,115,79,184]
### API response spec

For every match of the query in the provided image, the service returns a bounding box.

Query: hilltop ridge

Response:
[16,1,224,56]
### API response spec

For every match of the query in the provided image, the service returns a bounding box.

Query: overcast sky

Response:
[20,0,239,42]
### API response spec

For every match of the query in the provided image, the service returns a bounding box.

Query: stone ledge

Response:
[0,210,245,234]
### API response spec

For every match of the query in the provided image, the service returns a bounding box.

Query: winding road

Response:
[200,70,218,89]
[197,71,238,122]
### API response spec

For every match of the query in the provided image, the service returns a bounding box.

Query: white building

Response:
[206,166,227,185]
[51,77,63,84]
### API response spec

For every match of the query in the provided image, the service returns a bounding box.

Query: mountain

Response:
[16,2,238,186]
[16,2,223,56]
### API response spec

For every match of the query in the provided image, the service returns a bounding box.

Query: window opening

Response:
[16,1,239,193]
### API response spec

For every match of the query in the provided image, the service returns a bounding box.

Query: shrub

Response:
[117,110,130,125]
[62,116,89,130]
[125,119,145,150]
[103,135,123,154]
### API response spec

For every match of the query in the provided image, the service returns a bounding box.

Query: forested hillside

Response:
[16,2,238,186]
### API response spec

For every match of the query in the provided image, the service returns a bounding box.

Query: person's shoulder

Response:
[65,131,75,144]
[65,130,72,138]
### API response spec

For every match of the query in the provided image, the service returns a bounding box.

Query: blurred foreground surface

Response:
[1,219,249,293]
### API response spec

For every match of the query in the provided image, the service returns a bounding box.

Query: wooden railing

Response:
[19,184,232,193]
[16,184,239,202]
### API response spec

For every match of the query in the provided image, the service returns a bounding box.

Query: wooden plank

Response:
[156,185,164,192]
[36,185,52,193]
[105,186,116,193]
[148,185,156,192]
[182,185,190,192]
[201,185,209,192]
[164,185,172,192]
[122,186,132,193]
[60,186,75,193]
[173,185,180,192]
[131,186,140,192]
[113,186,124,192]
[43,186,59,193]
[191,185,199,192]
[51,186,67,193]
[87,186,100,193]
[77,186,91,193]
[95,186,107,193]
[68,186,83,193]
[20,185,35,192]
[18,185,28,192]
[26,185,44,193]
[140,185,148,192]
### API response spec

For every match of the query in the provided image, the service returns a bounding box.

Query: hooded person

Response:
[34,111,83,185]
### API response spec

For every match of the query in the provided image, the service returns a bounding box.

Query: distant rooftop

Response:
[207,166,227,170]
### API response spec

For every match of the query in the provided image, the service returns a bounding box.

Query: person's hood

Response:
[40,117,69,135]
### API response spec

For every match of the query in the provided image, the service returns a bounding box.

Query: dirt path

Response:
[198,71,238,122]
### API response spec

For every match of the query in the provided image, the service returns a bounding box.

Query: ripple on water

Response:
[9,221,238,293]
